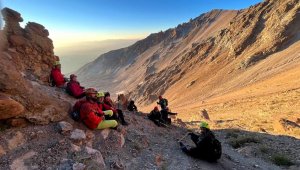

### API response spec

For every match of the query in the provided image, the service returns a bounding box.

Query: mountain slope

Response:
[77,0,300,138]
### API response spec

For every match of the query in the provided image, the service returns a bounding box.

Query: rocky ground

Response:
[0,111,299,170]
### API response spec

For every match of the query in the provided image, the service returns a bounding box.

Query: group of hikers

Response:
[49,60,222,162]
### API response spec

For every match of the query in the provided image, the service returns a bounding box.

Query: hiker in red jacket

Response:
[66,74,85,99]
[80,88,118,130]
[50,61,66,87]
[104,92,128,126]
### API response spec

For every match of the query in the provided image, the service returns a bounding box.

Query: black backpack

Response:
[70,111,80,121]
[208,138,222,161]
[164,99,168,106]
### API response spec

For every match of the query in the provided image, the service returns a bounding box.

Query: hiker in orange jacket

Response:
[104,92,128,126]
[80,88,118,130]
[66,74,85,99]
[50,61,66,87]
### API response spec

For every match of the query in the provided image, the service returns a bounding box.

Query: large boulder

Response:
[0,94,24,120]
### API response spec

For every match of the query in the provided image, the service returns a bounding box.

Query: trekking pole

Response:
[177,132,190,142]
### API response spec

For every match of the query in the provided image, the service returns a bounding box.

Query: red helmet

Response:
[159,96,162,99]
[154,106,159,110]
[85,88,97,97]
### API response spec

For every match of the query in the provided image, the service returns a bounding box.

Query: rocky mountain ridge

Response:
[0,8,72,126]
[76,0,300,138]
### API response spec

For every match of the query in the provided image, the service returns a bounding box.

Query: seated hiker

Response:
[103,92,128,125]
[127,100,138,111]
[96,91,128,126]
[66,74,85,99]
[80,88,118,130]
[179,122,222,162]
[160,107,177,125]
[147,106,164,127]
[50,60,67,88]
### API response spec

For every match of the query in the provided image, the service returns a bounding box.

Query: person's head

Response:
[130,100,134,105]
[70,74,77,81]
[154,106,159,111]
[85,88,98,102]
[199,121,210,132]
[159,95,163,100]
[104,92,110,100]
[53,61,61,69]
[96,91,105,103]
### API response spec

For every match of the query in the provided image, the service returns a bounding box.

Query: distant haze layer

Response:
[55,39,138,74]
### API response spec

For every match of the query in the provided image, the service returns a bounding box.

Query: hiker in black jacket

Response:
[148,106,164,126]
[127,100,138,111]
[179,122,222,161]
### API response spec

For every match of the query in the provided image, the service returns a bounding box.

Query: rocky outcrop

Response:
[2,8,56,83]
[0,93,25,120]
[0,8,71,125]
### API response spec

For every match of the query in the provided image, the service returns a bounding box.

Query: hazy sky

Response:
[2,0,261,48]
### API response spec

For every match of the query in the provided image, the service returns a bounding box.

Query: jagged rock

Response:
[58,121,73,134]
[6,118,28,127]
[101,129,111,140]
[0,145,6,157]
[72,162,86,170]
[0,94,25,120]
[7,131,25,150]
[70,129,86,141]
[84,147,106,169]
[71,144,81,152]
[1,7,23,22]
[25,22,49,37]
[155,154,163,166]
[10,151,36,170]
[8,35,27,46]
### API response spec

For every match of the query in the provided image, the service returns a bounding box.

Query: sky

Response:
[1,0,262,48]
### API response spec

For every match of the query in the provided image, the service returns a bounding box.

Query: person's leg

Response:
[117,109,128,125]
[190,133,199,145]
[180,142,200,158]
[96,120,118,129]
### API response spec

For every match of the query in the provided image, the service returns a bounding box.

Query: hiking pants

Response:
[96,120,118,129]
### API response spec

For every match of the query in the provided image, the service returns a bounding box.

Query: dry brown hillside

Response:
[77,0,300,138]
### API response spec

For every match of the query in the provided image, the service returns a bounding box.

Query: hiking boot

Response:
[121,121,129,126]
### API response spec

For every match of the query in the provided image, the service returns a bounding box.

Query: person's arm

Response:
[103,103,116,113]
[168,112,177,115]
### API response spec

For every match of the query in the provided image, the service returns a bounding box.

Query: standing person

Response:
[103,92,128,126]
[179,122,222,162]
[157,95,168,111]
[157,96,177,124]
[80,88,118,130]
[66,74,85,99]
[50,61,66,87]
[127,100,138,111]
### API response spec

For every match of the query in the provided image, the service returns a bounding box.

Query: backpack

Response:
[164,99,168,106]
[66,82,73,95]
[208,138,222,161]
[70,111,80,121]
